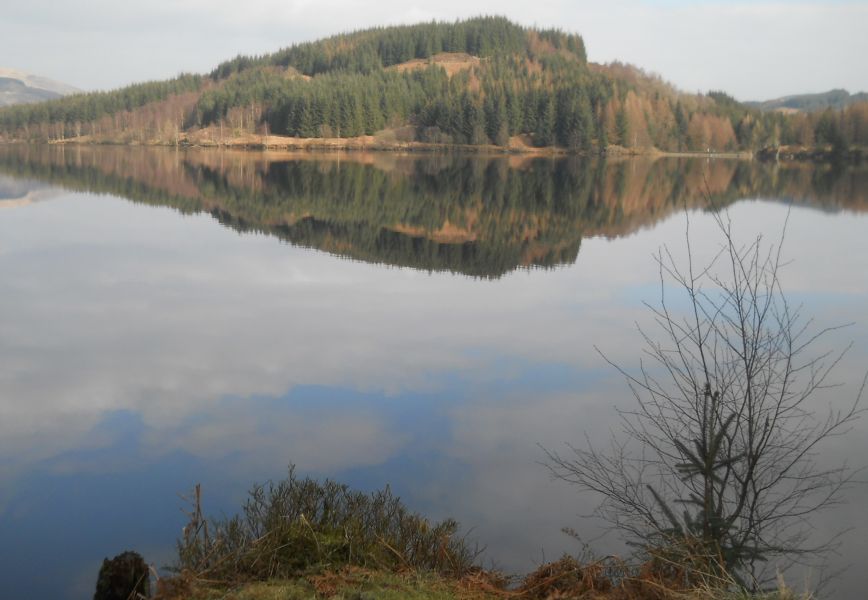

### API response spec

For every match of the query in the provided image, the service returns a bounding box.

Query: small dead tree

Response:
[545,210,864,590]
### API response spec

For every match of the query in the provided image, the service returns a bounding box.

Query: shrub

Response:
[173,466,479,585]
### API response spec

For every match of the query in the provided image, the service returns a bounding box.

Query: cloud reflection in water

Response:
[0,152,866,599]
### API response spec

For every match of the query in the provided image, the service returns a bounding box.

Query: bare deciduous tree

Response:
[545,211,864,590]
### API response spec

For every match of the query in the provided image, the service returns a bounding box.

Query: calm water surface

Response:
[0,146,866,598]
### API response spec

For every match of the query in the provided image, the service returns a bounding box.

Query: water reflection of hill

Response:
[1,145,866,278]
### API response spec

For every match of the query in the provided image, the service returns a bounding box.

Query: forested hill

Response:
[1,17,866,153]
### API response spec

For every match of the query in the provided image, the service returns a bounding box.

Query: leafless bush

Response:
[545,210,864,591]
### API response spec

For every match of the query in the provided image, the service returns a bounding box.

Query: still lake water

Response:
[0,146,866,598]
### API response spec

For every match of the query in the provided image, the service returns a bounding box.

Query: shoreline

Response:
[1,134,755,160]
[3,135,862,163]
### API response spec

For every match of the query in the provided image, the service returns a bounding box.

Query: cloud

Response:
[2,182,865,487]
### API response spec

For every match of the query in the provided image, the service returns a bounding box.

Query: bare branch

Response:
[545,208,864,593]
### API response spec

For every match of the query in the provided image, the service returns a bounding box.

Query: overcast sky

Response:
[1,0,867,100]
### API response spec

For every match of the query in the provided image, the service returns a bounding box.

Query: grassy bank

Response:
[159,568,502,600]
[159,561,809,600]
[144,468,810,600]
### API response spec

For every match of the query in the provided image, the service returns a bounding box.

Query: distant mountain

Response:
[0,68,80,107]
[747,89,868,112]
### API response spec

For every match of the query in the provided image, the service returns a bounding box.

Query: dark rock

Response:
[93,551,150,600]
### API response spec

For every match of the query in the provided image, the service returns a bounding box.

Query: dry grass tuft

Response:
[160,466,480,595]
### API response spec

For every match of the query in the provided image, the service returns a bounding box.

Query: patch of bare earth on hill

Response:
[388,221,478,244]
[388,52,481,76]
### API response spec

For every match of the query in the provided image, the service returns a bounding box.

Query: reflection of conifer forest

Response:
[1,17,866,153]
[1,145,866,278]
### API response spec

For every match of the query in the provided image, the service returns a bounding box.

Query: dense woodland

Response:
[0,17,866,153]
